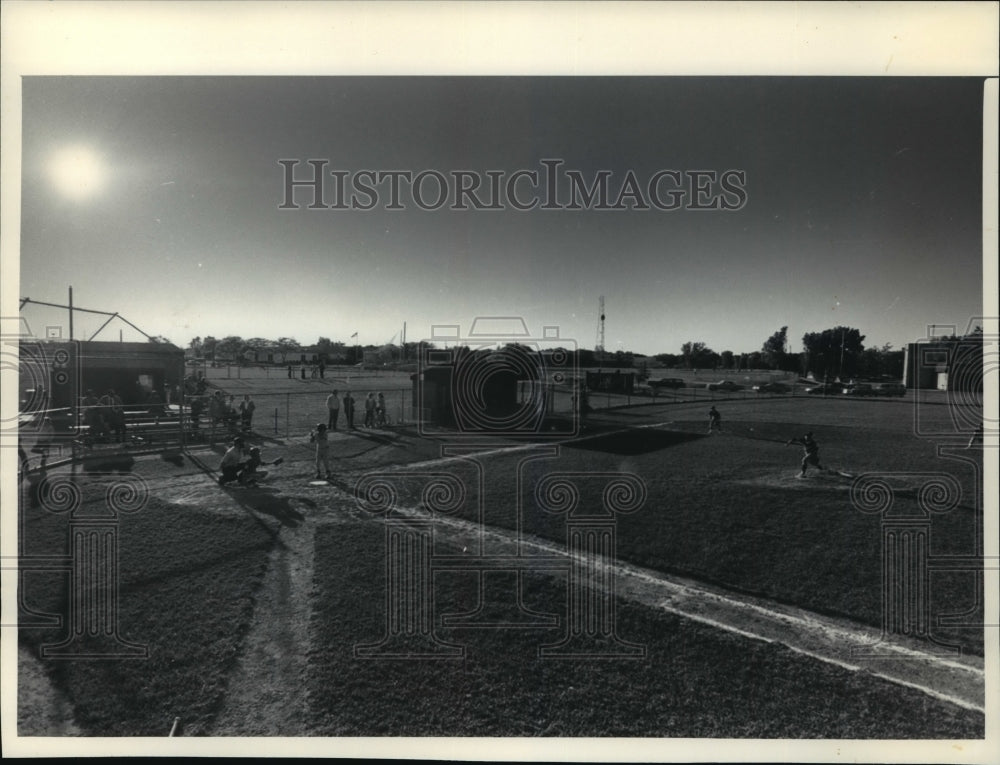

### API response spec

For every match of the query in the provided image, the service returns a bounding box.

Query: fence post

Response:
[179,388,186,452]
[285,393,290,439]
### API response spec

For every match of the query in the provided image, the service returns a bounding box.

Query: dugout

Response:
[585,370,635,394]
[412,355,523,429]
[28,339,185,411]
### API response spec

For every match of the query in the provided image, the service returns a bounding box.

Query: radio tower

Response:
[596,295,606,361]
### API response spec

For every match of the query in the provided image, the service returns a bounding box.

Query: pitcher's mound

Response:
[742,468,855,490]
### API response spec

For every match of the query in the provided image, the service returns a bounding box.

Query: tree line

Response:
[659,325,907,380]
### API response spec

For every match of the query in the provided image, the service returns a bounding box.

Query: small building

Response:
[22,339,185,411]
[903,338,983,392]
[585,369,636,394]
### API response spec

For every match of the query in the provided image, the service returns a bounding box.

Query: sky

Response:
[17,76,986,356]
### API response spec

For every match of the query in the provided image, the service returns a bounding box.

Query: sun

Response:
[46,145,107,200]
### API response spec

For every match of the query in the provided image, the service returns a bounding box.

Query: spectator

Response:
[376,392,386,426]
[343,391,356,429]
[363,392,376,428]
[147,389,166,424]
[82,389,106,438]
[100,388,127,442]
[209,390,225,426]
[327,389,340,430]
[189,395,205,430]
[240,394,256,432]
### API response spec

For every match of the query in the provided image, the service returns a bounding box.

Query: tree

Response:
[720,350,735,370]
[800,326,865,379]
[762,326,789,370]
[215,335,246,359]
[275,337,300,352]
[680,341,715,369]
[856,343,904,379]
[202,336,218,361]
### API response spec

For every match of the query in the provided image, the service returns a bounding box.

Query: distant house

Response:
[244,347,307,365]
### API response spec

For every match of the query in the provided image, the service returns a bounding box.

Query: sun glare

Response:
[47,145,107,200]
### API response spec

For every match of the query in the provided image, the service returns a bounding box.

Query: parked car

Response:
[648,377,686,389]
[805,383,840,395]
[706,380,745,392]
[752,382,791,394]
[842,383,876,396]
[875,382,906,397]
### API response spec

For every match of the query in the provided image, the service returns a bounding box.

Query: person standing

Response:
[82,389,105,438]
[209,391,224,427]
[327,389,341,430]
[101,388,127,442]
[363,392,376,428]
[708,406,722,434]
[343,391,356,429]
[376,392,387,426]
[240,394,256,432]
[309,423,333,480]
[189,394,205,430]
[787,431,824,477]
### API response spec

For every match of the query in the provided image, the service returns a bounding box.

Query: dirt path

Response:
[203,476,983,737]
[207,493,322,736]
[17,645,81,736]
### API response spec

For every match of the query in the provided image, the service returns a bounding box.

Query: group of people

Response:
[218,436,280,487]
[288,363,326,379]
[199,391,255,433]
[325,390,388,430]
[81,388,127,441]
[183,373,208,396]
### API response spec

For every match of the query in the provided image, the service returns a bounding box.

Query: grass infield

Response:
[16,391,986,737]
[308,521,983,737]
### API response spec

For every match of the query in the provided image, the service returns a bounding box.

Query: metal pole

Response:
[179,386,186,452]
[285,393,290,439]
[68,286,74,341]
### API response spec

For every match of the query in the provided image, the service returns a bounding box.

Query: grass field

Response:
[16,384,987,739]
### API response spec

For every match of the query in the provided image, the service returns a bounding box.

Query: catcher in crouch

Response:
[240,446,283,486]
[786,431,824,477]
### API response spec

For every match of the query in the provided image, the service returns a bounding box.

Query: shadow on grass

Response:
[182,450,306,531]
[566,428,705,456]
[82,452,136,473]
[120,538,276,593]
[221,485,310,527]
